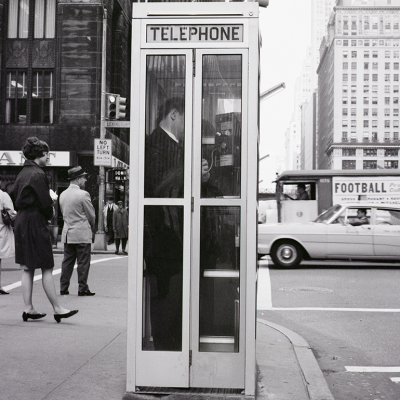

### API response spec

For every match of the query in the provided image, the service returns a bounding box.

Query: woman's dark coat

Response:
[12,160,54,270]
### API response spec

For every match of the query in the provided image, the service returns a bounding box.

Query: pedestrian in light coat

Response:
[59,166,96,296]
[113,201,128,255]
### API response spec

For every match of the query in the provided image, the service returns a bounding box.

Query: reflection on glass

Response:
[199,206,240,352]
[201,55,242,198]
[143,206,184,351]
[144,55,186,198]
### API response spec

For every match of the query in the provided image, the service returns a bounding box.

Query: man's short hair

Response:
[157,97,185,124]
[357,208,367,215]
[298,183,306,190]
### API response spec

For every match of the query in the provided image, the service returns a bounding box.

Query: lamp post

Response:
[260,82,286,102]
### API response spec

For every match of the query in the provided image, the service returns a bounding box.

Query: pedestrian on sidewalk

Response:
[0,179,17,295]
[59,166,96,297]
[103,196,118,245]
[12,137,78,322]
[113,201,128,255]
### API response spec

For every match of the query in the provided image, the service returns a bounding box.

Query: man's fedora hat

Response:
[68,166,88,180]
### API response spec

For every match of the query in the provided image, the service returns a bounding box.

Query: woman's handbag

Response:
[1,207,13,227]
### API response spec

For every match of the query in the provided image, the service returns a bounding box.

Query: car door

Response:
[372,207,400,258]
[326,207,374,258]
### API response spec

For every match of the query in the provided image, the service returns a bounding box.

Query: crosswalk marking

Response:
[346,366,400,373]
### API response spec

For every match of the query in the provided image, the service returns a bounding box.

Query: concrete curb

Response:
[257,319,335,400]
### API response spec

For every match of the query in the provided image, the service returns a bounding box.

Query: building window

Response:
[352,51,357,58]
[372,62,378,70]
[385,62,391,70]
[351,108,357,116]
[363,132,369,141]
[372,120,378,128]
[384,109,390,117]
[6,71,27,124]
[364,108,369,116]
[394,108,399,116]
[385,148,398,157]
[343,148,356,156]
[384,160,398,169]
[395,74,399,82]
[395,97,399,105]
[342,132,348,141]
[394,85,399,93]
[364,51,369,58]
[372,108,378,116]
[372,132,378,141]
[343,160,356,169]
[372,97,378,105]
[342,120,348,128]
[31,71,53,123]
[364,39,370,46]
[363,120,369,128]
[343,85,348,93]
[351,120,357,128]
[343,97,348,105]
[351,97,356,104]
[373,51,378,58]
[385,120,391,128]
[363,97,369,104]
[385,51,391,58]
[385,85,390,93]
[385,97,391,105]
[7,0,30,38]
[364,85,369,93]
[364,149,377,156]
[351,62,357,69]
[34,0,56,39]
[372,74,378,81]
[394,120,399,128]
[385,74,391,82]
[351,132,357,141]
[363,160,377,169]
[372,85,378,94]
[343,62,348,69]
[394,131,399,140]
[343,74,348,82]
[364,74,369,81]
[343,108,348,116]
[343,51,348,58]
[351,74,357,82]
[395,51,399,58]
[395,62,399,70]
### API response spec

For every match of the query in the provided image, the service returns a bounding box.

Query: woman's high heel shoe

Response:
[54,310,79,323]
[22,312,46,322]
[0,289,9,295]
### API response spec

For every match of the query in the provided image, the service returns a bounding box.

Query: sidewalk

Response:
[0,252,333,400]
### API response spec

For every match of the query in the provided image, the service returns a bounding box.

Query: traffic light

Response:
[106,93,118,120]
[116,96,127,120]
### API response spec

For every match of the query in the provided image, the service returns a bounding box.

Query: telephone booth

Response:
[127,2,260,396]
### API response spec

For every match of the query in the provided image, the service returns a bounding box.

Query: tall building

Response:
[317,0,400,170]
[0,0,131,233]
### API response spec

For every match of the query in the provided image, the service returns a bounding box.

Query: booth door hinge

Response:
[189,350,192,366]
[191,196,194,212]
[192,49,196,77]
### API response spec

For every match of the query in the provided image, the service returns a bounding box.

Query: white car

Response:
[258,203,400,268]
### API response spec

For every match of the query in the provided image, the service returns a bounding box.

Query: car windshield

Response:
[314,204,342,223]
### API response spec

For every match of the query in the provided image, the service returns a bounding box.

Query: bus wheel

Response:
[270,241,302,268]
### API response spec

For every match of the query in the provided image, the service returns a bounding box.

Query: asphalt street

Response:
[257,258,400,400]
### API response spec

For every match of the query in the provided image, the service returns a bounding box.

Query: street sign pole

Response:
[94,7,107,251]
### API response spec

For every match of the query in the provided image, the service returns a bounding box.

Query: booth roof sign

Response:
[147,24,243,43]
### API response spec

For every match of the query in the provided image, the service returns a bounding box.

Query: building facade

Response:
[0,0,131,232]
[317,0,400,170]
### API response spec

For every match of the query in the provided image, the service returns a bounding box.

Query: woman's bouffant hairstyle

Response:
[22,137,49,160]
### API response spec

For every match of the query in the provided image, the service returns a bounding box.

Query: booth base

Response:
[123,387,254,400]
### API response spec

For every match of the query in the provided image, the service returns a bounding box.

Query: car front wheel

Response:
[270,241,303,268]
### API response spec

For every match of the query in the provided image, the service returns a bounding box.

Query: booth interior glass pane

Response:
[199,206,240,352]
[142,205,184,351]
[201,55,242,198]
[144,55,186,198]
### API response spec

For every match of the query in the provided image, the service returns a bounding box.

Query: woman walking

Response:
[113,201,128,255]
[0,179,16,294]
[12,137,78,323]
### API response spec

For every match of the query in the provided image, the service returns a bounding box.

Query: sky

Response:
[258,1,312,190]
